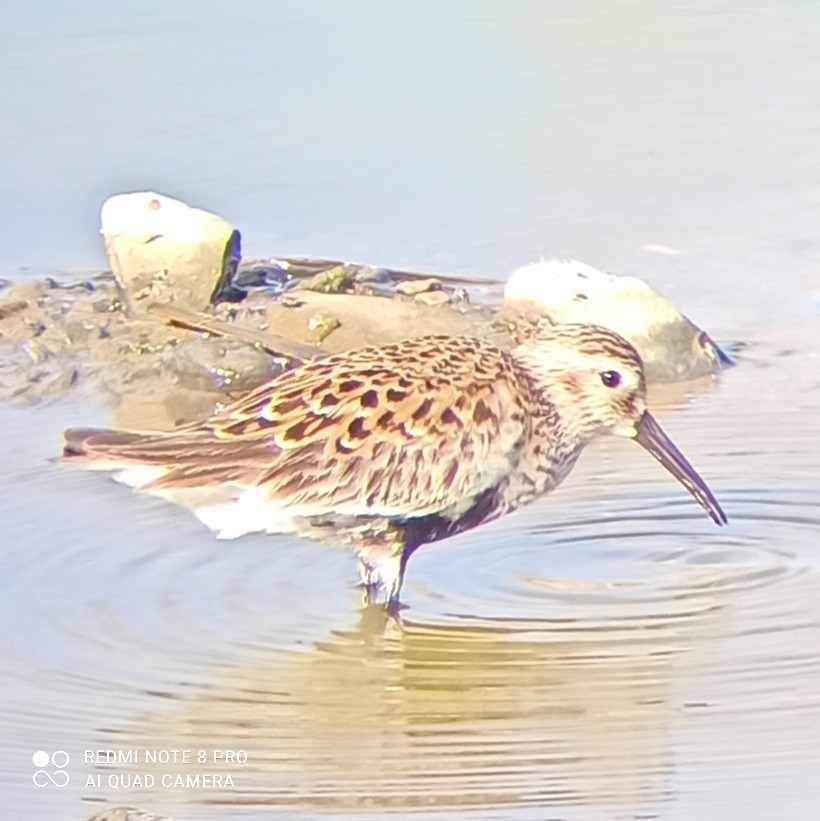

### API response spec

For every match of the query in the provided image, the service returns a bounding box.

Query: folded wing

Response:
[63,336,531,536]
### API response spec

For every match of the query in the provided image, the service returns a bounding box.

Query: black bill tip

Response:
[634,412,727,526]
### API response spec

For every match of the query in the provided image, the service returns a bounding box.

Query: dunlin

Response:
[62,324,726,608]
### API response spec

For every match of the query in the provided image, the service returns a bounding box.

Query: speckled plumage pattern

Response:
[63,324,726,607]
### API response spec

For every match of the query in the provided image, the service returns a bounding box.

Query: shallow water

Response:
[3,2,820,820]
[5,347,820,821]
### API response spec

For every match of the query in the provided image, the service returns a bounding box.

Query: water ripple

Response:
[3,408,820,818]
[406,485,819,632]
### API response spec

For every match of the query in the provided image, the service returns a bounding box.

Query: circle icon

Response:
[52,751,69,768]
[32,751,49,768]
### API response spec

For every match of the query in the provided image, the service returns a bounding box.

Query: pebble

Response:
[414,290,450,306]
[396,278,441,296]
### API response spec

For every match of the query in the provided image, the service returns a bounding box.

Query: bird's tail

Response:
[60,426,284,539]
[62,427,145,462]
[60,427,179,489]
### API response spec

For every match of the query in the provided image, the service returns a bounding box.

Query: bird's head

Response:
[512,323,727,525]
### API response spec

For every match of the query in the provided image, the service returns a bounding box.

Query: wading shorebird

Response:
[62,324,726,609]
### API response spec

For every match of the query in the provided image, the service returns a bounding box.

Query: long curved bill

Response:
[634,412,727,525]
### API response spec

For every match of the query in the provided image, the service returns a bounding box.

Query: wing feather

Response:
[63,336,531,521]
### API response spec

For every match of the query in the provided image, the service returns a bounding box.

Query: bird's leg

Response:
[356,542,407,609]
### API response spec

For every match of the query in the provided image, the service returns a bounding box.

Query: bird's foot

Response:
[384,596,407,620]
[358,552,406,614]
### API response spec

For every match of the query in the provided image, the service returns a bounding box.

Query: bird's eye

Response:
[600,370,622,388]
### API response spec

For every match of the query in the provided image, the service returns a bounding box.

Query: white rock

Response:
[503,258,725,382]
[101,191,239,313]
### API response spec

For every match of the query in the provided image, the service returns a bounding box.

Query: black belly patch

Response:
[395,485,503,550]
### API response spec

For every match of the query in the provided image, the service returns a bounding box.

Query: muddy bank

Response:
[0,259,499,429]
[0,254,730,431]
[0,193,730,427]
